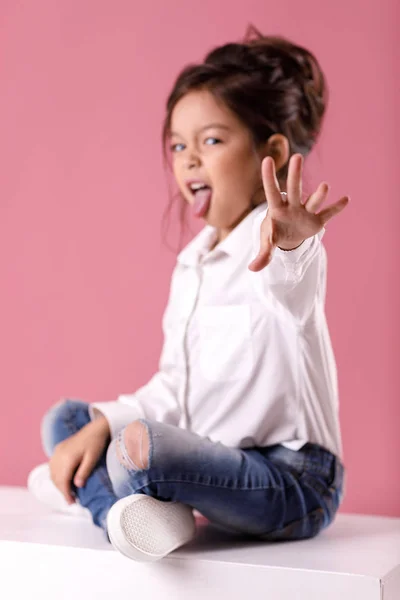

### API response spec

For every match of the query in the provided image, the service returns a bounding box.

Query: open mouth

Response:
[186,182,213,218]
[187,182,212,196]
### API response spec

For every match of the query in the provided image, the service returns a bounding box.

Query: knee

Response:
[40,398,87,458]
[41,400,67,457]
[118,420,151,470]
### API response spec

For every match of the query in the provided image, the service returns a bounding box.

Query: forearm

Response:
[84,411,111,443]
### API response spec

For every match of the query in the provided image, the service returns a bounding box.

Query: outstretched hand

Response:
[248,154,349,272]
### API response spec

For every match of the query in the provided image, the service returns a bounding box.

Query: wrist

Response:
[278,239,305,251]
[91,414,111,439]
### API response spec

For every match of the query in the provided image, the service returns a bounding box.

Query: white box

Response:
[0,486,399,599]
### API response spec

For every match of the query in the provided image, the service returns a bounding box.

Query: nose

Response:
[185,151,201,170]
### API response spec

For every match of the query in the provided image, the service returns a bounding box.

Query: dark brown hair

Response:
[162,25,328,249]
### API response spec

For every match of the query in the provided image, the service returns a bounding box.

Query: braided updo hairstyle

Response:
[162,25,327,184]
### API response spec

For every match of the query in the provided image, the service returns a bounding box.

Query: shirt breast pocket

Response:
[198,304,253,382]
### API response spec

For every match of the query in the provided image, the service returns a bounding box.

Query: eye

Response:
[170,142,185,153]
[204,137,221,146]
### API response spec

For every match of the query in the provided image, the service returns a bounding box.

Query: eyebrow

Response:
[170,123,231,137]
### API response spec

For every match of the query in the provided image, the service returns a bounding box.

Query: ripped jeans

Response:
[41,399,345,541]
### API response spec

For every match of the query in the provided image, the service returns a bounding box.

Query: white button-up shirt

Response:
[91,203,342,458]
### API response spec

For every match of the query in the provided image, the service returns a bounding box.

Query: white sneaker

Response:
[27,463,91,519]
[107,494,196,562]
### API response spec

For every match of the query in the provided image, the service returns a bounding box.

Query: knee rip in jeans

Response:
[116,420,150,471]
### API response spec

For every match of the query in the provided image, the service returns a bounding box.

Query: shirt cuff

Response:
[89,399,145,439]
[273,231,323,283]
[276,235,315,262]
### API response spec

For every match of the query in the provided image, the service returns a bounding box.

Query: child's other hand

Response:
[49,416,110,505]
[249,154,349,272]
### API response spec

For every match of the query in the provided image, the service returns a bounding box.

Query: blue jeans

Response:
[41,399,345,541]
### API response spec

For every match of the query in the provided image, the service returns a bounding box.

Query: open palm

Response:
[249,154,349,271]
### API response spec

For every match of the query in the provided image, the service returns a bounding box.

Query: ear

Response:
[263,134,290,172]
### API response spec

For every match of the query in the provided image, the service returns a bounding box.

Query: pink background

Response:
[1,1,399,516]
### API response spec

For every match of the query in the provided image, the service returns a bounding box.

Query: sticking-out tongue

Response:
[193,188,212,218]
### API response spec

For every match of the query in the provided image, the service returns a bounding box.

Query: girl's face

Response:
[169,90,266,242]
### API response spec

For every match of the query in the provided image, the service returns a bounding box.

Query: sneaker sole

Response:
[107,494,196,562]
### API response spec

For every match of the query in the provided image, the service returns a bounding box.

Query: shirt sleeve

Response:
[89,268,181,439]
[249,207,327,325]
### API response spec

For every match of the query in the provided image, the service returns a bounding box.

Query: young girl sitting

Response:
[28,26,349,562]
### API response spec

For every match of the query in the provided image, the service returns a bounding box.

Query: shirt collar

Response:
[177,203,267,267]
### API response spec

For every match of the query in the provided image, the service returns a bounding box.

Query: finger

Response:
[49,451,77,504]
[261,157,282,209]
[286,154,303,205]
[248,222,276,272]
[318,196,350,225]
[53,466,76,505]
[305,182,329,213]
[74,453,96,488]
[248,245,274,271]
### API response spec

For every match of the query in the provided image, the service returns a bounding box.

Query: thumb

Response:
[249,225,275,272]
[74,453,96,488]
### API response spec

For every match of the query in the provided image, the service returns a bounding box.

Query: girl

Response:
[28,26,349,562]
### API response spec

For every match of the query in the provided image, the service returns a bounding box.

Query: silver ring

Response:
[280,192,287,197]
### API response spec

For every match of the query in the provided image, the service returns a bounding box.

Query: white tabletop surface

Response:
[1,486,399,579]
